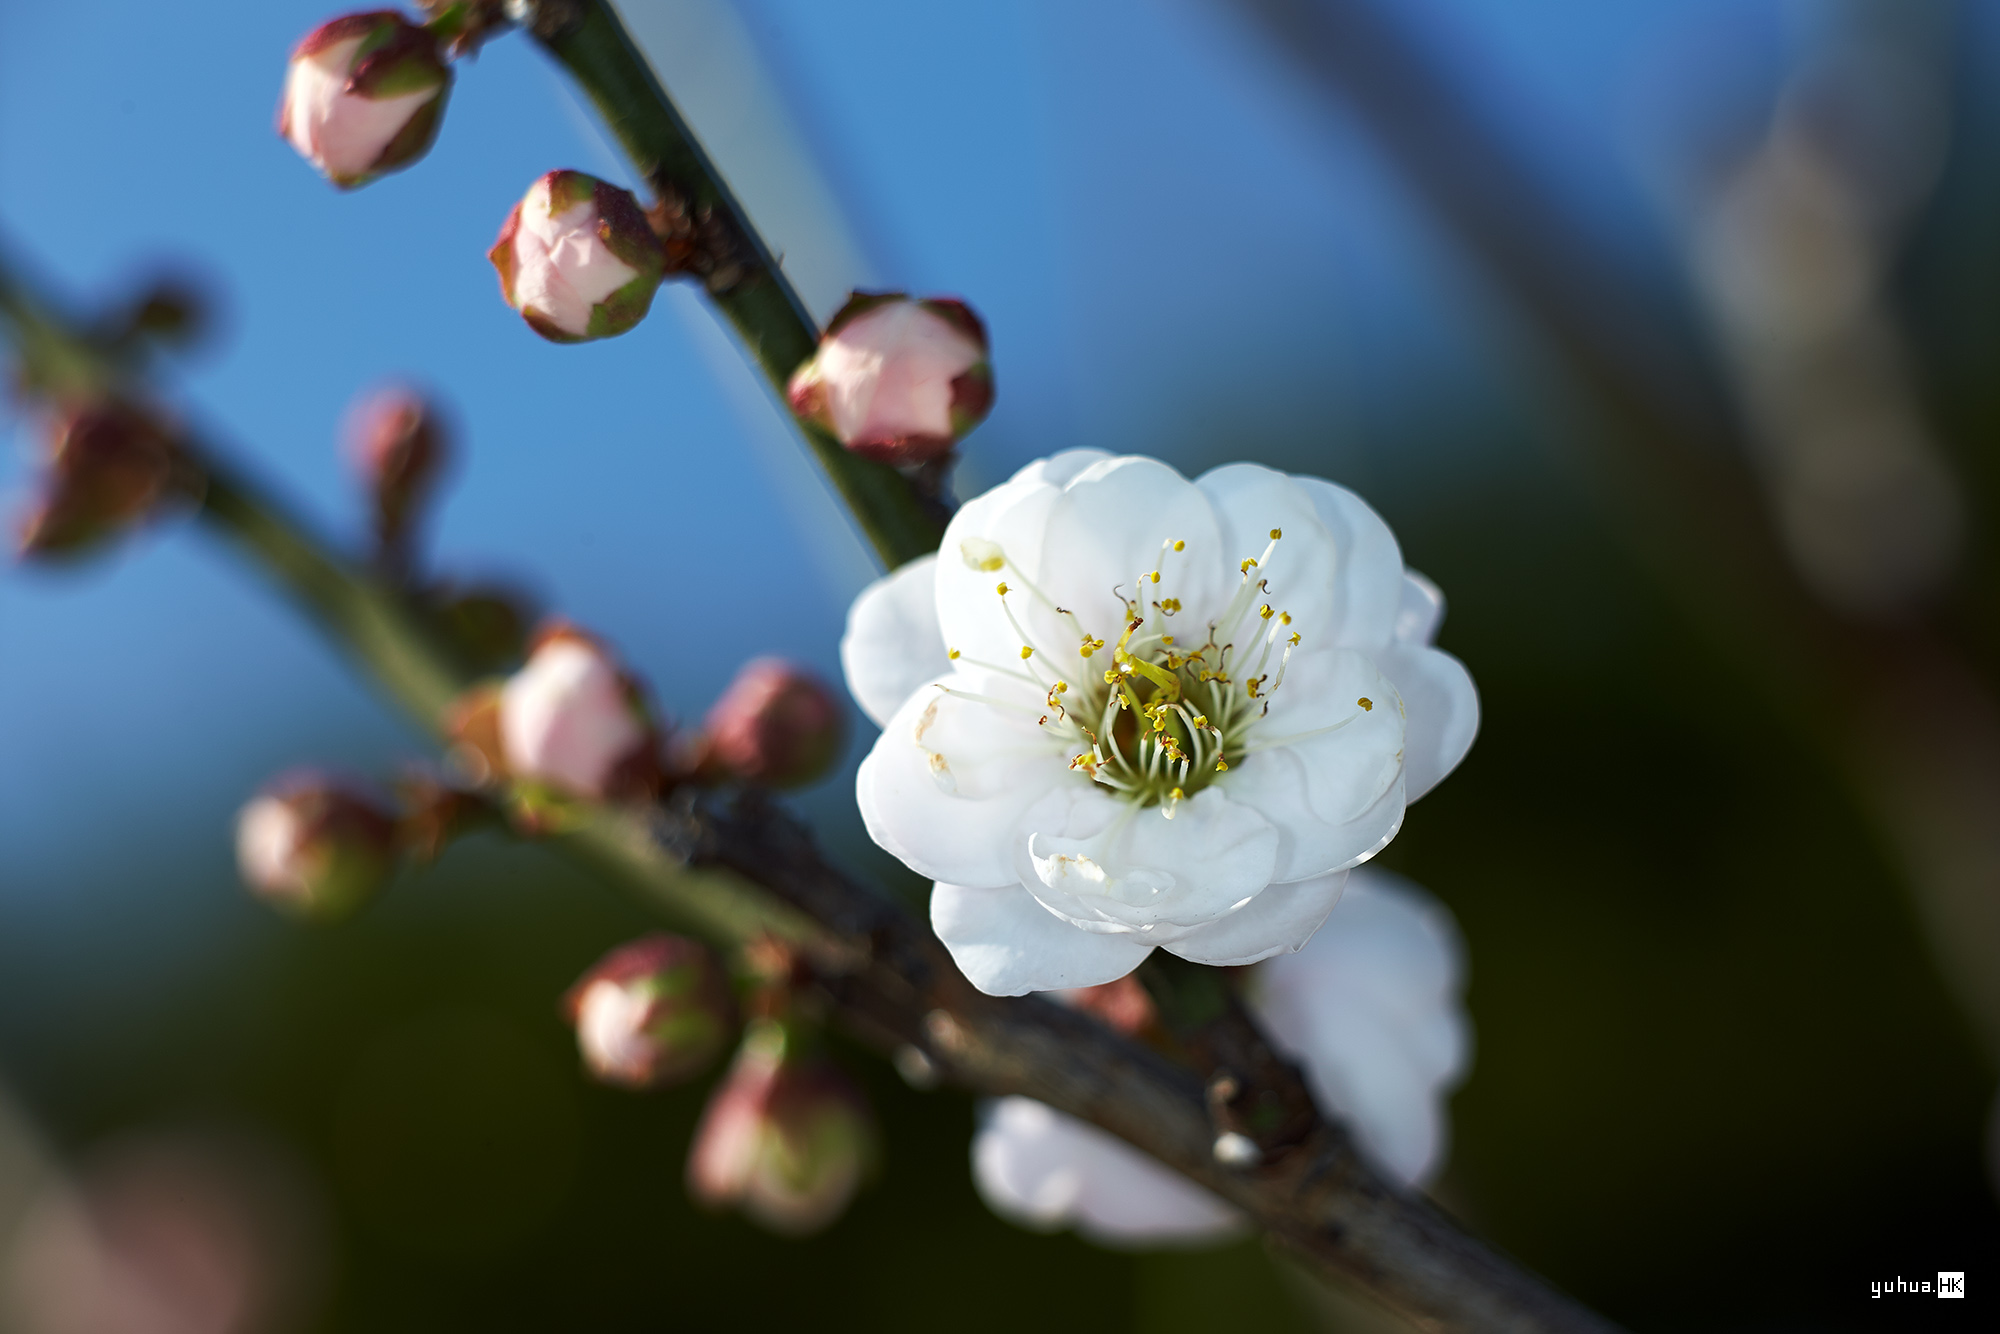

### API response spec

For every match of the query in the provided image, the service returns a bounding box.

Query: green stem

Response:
[529,0,944,570]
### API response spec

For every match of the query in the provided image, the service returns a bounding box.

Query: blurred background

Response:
[3,0,1998,1329]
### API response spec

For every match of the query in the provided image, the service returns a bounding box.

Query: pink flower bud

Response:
[343,384,450,552]
[787,293,993,465]
[687,1021,876,1236]
[235,772,397,921]
[16,401,181,560]
[489,171,666,343]
[695,657,845,789]
[563,935,735,1089]
[1059,975,1158,1038]
[279,12,452,189]
[498,625,660,799]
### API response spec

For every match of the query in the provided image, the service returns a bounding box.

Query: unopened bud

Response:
[1058,975,1157,1037]
[497,625,661,799]
[687,1020,877,1236]
[17,401,183,560]
[280,12,452,189]
[489,171,666,343]
[235,772,397,921]
[787,293,993,465]
[694,658,844,789]
[343,385,450,553]
[563,935,735,1089]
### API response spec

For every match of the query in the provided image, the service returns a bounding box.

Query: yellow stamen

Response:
[1020,646,1034,660]
[1357,697,1373,711]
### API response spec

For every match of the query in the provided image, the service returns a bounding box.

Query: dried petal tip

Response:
[280,12,451,188]
[563,935,735,1089]
[489,171,666,343]
[17,401,182,561]
[788,292,993,465]
[693,658,845,789]
[687,1021,878,1236]
[497,625,662,800]
[235,772,397,921]
[343,385,450,551]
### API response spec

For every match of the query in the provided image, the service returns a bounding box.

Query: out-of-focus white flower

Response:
[842,450,1478,996]
[972,870,1471,1245]
[686,1021,877,1237]
[563,935,735,1090]
[234,772,397,921]
[489,171,665,343]
[788,293,993,464]
[498,627,657,800]
[279,12,451,189]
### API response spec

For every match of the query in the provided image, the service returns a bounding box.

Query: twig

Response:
[1,244,1620,1332]
[522,0,944,570]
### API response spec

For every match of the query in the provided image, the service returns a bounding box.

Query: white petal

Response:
[1194,463,1340,634]
[854,671,1064,888]
[1396,571,1445,646]
[1243,647,1406,837]
[1218,747,1382,882]
[1165,870,1347,967]
[841,554,945,728]
[1291,477,1405,653]
[932,882,1154,996]
[1249,871,1471,1187]
[1375,641,1478,802]
[1034,456,1232,642]
[972,1098,1243,1246]
[1007,449,1115,488]
[1013,784,1279,940]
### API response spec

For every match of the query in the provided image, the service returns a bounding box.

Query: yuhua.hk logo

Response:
[1868,1272,1965,1298]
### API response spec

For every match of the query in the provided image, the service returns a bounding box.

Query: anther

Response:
[1173,540,1185,551]
[1357,697,1373,711]
[948,648,961,660]
[1259,605,1274,620]
[1020,646,1034,660]
[1269,528,1282,540]
[995,581,1010,596]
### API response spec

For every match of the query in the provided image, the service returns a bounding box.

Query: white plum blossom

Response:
[974,870,1471,1246]
[489,171,666,343]
[279,13,451,189]
[499,630,655,799]
[788,294,994,464]
[843,450,1478,996]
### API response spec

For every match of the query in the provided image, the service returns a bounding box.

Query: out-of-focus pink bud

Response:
[1059,975,1158,1038]
[16,401,182,561]
[235,772,398,921]
[693,657,845,789]
[498,625,661,799]
[279,12,452,189]
[343,384,450,553]
[562,935,735,1089]
[687,1020,877,1236]
[489,171,666,343]
[787,293,993,465]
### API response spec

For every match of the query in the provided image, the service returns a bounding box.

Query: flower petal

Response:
[972,1097,1243,1246]
[1034,456,1232,642]
[1396,571,1445,647]
[855,671,1065,888]
[1375,641,1478,802]
[841,554,945,728]
[1249,871,1471,1186]
[1243,647,1406,836]
[1195,463,1339,635]
[1216,747,1373,881]
[932,882,1155,995]
[1291,477,1405,653]
[1165,870,1347,967]
[1013,784,1280,940]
